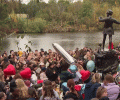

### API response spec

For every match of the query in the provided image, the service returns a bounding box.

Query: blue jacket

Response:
[84,82,101,100]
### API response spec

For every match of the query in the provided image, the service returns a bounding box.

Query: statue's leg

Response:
[109,35,112,50]
[103,34,107,51]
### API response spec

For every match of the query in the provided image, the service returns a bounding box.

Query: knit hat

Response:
[80,70,91,82]
[20,67,31,79]
[25,80,31,87]
[68,65,78,73]
[4,64,16,75]
[86,60,95,72]
[37,80,43,84]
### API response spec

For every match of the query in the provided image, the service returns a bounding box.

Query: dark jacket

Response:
[46,68,58,81]
[99,16,120,35]
[59,71,76,84]
[84,82,101,100]
[63,91,83,100]
[99,96,109,100]
[0,81,5,92]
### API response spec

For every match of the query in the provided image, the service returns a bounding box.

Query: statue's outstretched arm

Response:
[113,19,120,24]
[99,17,107,22]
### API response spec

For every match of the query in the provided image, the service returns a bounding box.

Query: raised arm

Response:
[113,18,120,24]
[99,17,107,22]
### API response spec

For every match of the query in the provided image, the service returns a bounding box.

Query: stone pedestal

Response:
[95,50,119,73]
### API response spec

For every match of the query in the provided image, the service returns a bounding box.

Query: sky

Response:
[21,0,83,4]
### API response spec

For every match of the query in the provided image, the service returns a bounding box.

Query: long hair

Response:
[91,73,101,84]
[0,72,4,82]
[15,79,29,98]
[42,80,55,99]
[67,79,79,98]
[28,87,38,99]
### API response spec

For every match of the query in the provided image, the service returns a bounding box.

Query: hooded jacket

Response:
[84,82,101,100]
[101,82,119,100]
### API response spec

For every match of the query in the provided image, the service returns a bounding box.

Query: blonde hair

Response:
[15,79,29,98]
[91,73,101,84]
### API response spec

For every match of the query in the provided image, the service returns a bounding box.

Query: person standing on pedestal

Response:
[99,9,120,51]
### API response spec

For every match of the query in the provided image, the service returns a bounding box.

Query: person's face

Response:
[50,64,54,68]
[23,64,27,69]
[57,63,60,67]
[11,51,14,55]
[4,54,7,57]
[78,60,83,66]
[41,51,44,55]
[48,59,52,63]
[16,64,19,69]
[48,49,52,53]
[0,68,2,72]
[102,89,108,97]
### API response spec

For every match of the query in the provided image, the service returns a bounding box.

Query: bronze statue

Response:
[99,9,120,51]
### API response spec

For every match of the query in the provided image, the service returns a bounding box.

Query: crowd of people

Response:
[0,42,120,100]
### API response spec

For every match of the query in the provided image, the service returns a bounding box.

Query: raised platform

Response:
[95,50,119,73]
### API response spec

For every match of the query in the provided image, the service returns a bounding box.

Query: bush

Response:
[24,18,46,33]
[17,19,25,33]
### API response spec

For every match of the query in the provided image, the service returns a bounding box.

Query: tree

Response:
[0,4,8,20]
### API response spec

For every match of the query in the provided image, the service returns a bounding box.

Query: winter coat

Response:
[59,71,76,84]
[101,82,119,100]
[84,82,101,100]
[63,92,83,100]
[63,85,83,100]
[46,68,58,81]
[0,81,5,92]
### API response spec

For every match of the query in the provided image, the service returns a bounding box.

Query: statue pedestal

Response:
[95,50,119,73]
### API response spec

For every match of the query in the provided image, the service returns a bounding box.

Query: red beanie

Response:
[20,67,31,79]
[3,64,16,75]
[25,80,31,87]
[80,70,91,82]
[74,85,81,91]
[37,80,43,84]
